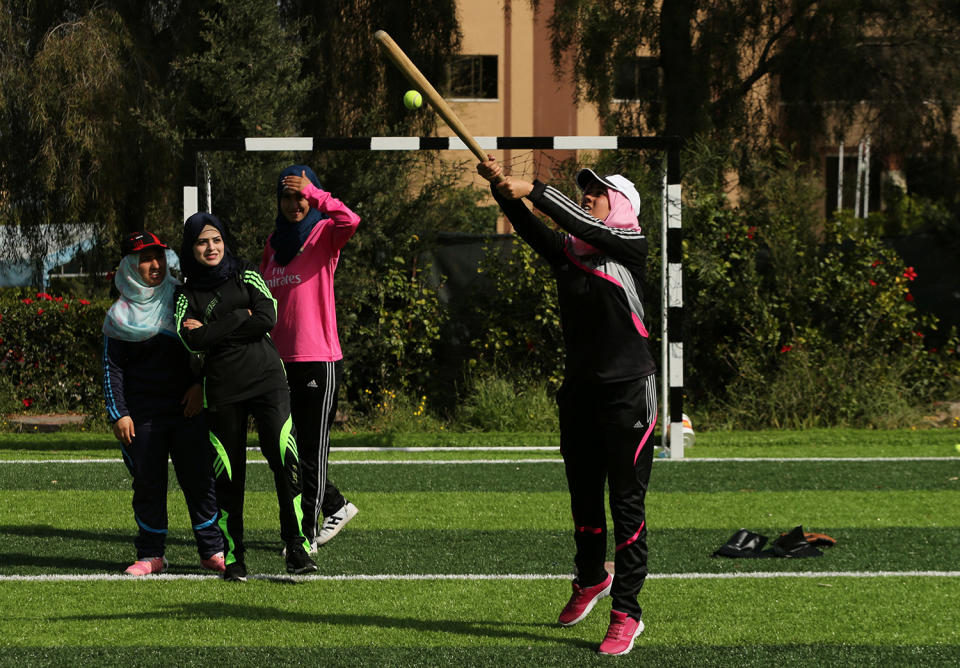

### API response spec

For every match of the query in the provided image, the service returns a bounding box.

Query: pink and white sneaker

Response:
[598,609,645,656]
[200,552,226,572]
[124,556,167,576]
[558,573,613,626]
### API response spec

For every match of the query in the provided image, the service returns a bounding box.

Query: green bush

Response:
[0,288,110,416]
[704,338,954,429]
[681,139,960,428]
[341,373,559,433]
[454,372,558,432]
[343,388,447,434]
[332,153,496,415]
[342,249,447,408]
[461,238,564,390]
[4,143,957,432]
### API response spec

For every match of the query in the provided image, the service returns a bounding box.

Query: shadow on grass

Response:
[53,601,593,649]
[0,525,216,573]
[0,434,116,451]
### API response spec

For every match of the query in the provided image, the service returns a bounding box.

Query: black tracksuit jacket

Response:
[174,264,287,407]
[491,181,657,383]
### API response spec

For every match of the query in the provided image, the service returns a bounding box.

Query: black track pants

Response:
[120,414,222,560]
[206,387,308,565]
[557,373,657,621]
[287,361,347,542]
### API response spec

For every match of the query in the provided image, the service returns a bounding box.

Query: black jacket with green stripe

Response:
[174,263,287,408]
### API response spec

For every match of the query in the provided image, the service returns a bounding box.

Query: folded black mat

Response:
[711,528,768,558]
[712,525,835,558]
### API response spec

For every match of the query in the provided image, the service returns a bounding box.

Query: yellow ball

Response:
[403,90,423,110]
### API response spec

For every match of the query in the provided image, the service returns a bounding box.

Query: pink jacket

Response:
[260,183,360,362]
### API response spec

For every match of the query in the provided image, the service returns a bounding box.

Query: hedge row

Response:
[0,288,111,417]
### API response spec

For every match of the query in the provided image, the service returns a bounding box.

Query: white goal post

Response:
[182,135,686,458]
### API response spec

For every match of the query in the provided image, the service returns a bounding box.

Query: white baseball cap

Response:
[575,169,641,216]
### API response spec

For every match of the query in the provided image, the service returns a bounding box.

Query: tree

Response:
[0,1,216,277]
[281,0,461,137]
[0,0,465,282]
[543,0,960,161]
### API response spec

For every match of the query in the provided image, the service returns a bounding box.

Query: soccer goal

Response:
[182,135,686,458]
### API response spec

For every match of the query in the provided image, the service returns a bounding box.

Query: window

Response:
[825,153,881,218]
[614,57,660,101]
[446,55,498,99]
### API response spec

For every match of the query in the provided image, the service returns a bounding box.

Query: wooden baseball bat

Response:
[374,30,500,179]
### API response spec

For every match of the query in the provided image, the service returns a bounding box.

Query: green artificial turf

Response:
[2,458,958,492]
[2,426,958,458]
[0,579,955,662]
[1,645,957,668]
[0,435,957,666]
[1,524,958,577]
[3,488,959,531]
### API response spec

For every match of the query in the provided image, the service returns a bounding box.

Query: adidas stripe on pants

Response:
[557,372,657,621]
[286,360,347,543]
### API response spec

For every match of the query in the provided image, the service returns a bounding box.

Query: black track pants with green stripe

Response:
[206,387,308,565]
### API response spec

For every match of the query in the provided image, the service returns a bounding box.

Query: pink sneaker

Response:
[200,552,226,572]
[124,557,167,576]
[598,609,644,656]
[558,573,613,626]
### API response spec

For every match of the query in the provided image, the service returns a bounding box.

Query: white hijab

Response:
[102,249,181,342]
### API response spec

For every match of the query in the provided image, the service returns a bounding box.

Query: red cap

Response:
[121,231,168,256]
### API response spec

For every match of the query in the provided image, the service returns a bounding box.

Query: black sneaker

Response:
[285,541,318,574]
[223,561,247,582]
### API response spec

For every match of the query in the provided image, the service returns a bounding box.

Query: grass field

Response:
[0,429,958,666]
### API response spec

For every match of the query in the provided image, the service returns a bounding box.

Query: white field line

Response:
[672,457,960,462]
[1,570,958,583]
[1,455,956,465]
[0,458,565,465]
[329,446,560,451]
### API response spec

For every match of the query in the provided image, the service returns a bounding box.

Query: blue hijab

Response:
[180,212,243,290]
[102,248,181,342]
[270,164,328,266]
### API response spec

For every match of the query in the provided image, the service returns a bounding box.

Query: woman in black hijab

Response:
[175,212,317,581]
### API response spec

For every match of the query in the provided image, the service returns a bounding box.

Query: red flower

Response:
[78,299,90,305]
[871,259,883,267]
[36,292,53,300]
[21,298,33,304]
[36,308,43,315]
[780,344,793,353]
[905,293,914,302]
[54,296,63,302]
[747,226,757,239]
[903,267,917,281]
[869,280,877,287]
[913,331,924,338]
[21,398,33,408]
